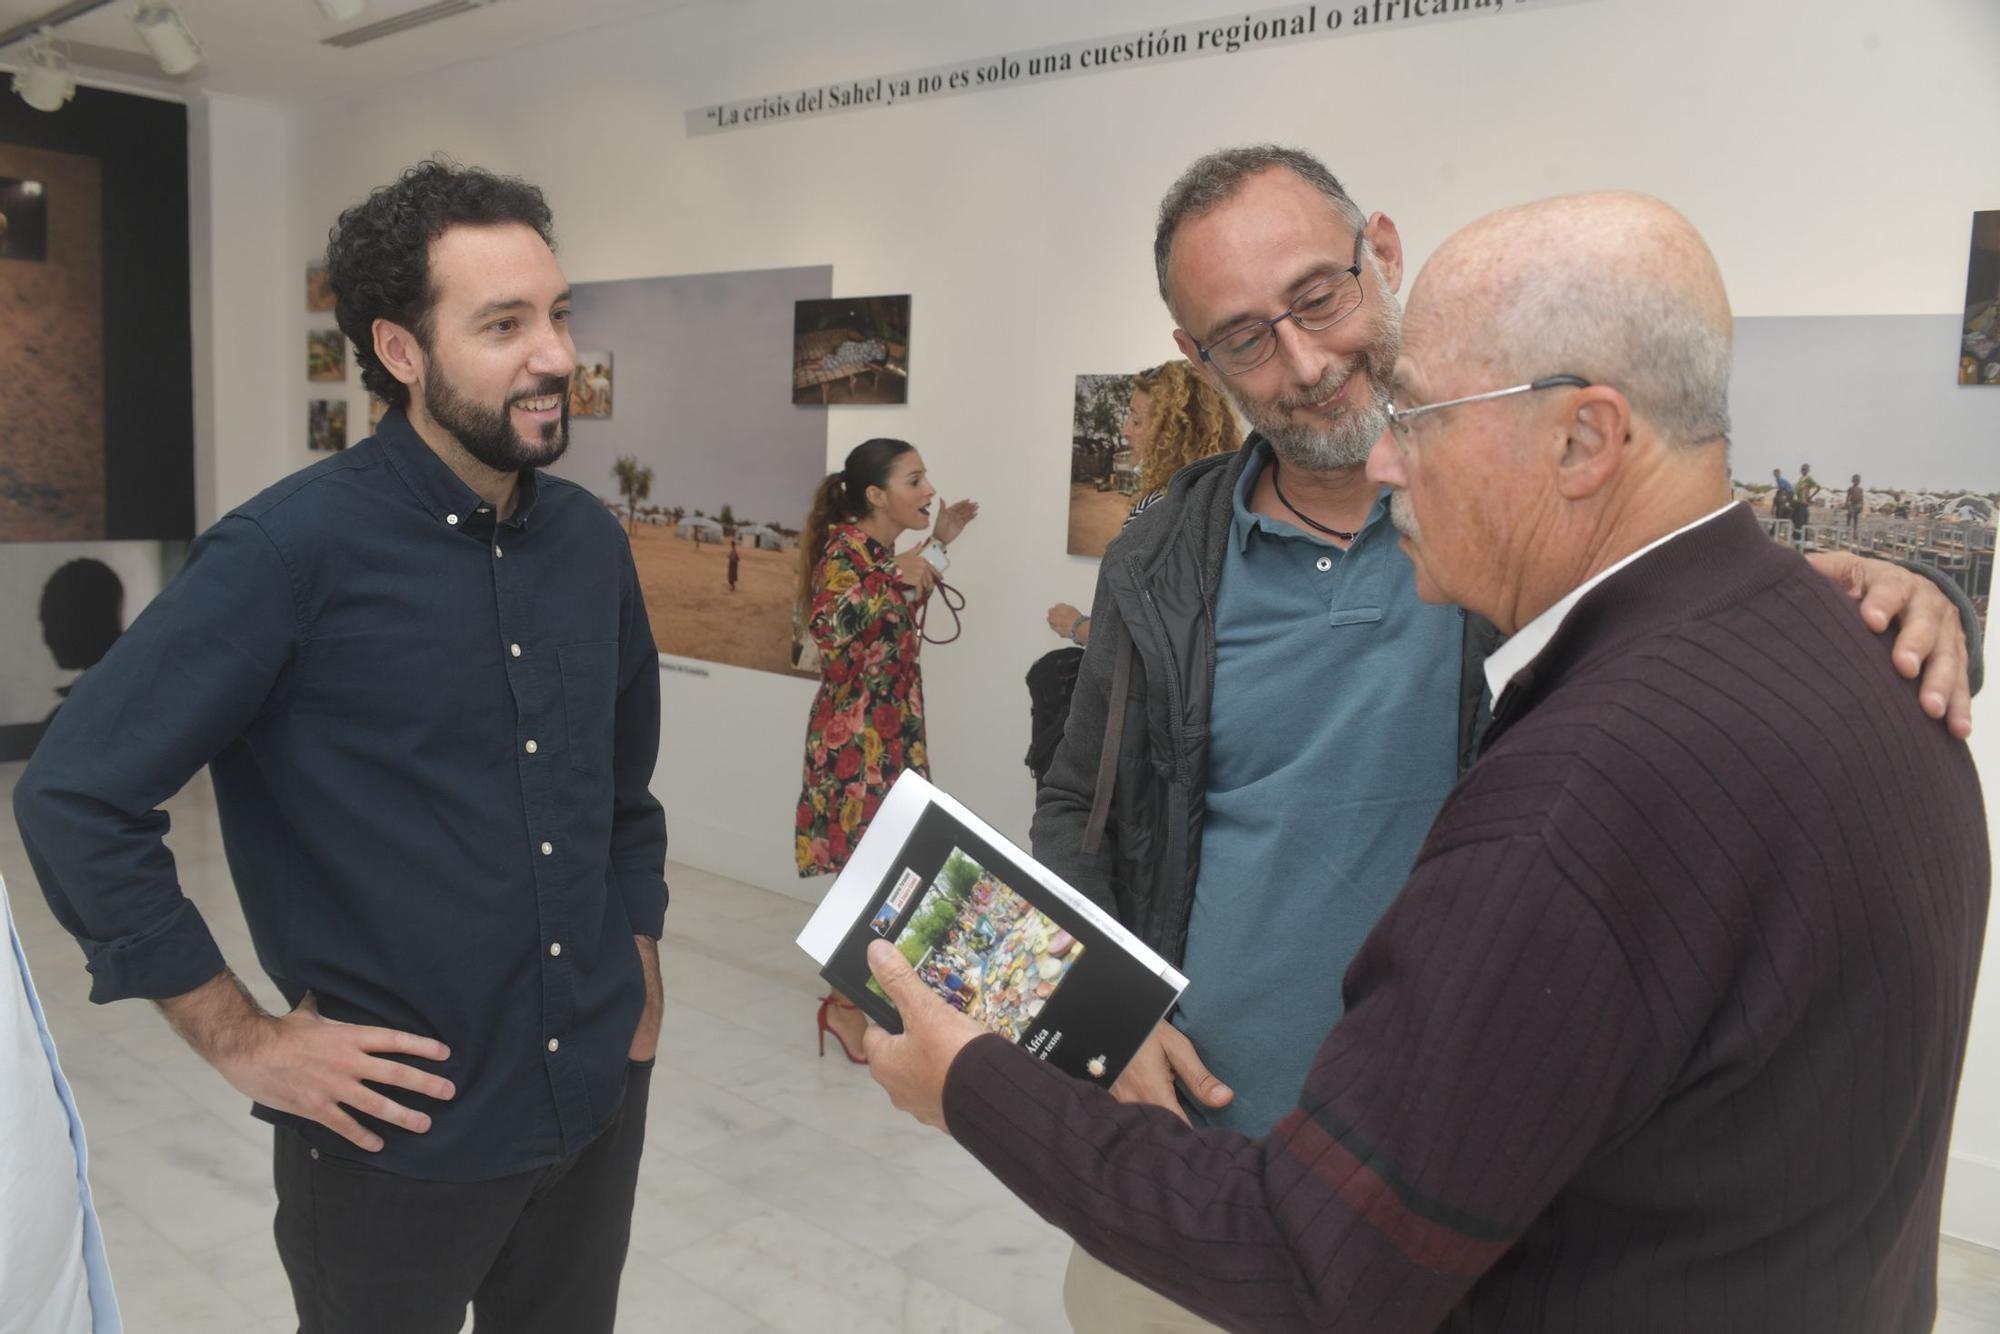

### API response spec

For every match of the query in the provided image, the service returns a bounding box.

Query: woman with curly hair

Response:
[1048,361,1238,646]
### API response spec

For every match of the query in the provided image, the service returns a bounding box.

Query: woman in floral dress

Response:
[795,438,978,880]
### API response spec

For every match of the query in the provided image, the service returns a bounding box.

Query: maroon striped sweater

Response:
[944,505,1989,1332]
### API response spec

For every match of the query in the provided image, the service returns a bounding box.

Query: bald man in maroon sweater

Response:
[861,192,1990,1334]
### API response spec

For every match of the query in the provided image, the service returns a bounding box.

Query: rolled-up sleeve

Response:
[13,516,300,1003]
[607,542,668,938]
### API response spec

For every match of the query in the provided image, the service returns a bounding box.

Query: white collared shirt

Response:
[1483,502,1742,706]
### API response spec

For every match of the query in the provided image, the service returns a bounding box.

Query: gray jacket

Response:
[1029,438,1500,967]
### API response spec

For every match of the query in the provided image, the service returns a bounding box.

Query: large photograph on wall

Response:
[1068,372,1135,558]
[549,265,832,677]
[0,540,185,761]
[1733,314,1998,630]
[0,148,103,540]
[1,87,194,543]
[1962,211,2000,386]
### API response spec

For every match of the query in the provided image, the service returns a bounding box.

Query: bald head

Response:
[1416,192,1733,449]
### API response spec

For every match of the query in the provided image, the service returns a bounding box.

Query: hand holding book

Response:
[858,940,984,1132]
[798,772,1187,1089]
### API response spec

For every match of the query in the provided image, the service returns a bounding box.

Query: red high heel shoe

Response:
[817,992,867,1064]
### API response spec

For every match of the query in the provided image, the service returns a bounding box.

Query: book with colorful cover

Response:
[797,771,1187,1087]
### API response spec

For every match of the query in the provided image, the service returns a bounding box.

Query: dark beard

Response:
[425,371,571,473]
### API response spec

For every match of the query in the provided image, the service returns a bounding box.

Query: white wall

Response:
[258,0,2000,1240]
[188,91,301,528]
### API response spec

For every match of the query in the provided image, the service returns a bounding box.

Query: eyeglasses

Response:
[1195,231,1366,376]
[1383,375,1590,442]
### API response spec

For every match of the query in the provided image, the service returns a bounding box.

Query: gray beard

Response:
[1254,392,1387,471]
[1223,282,1402,473]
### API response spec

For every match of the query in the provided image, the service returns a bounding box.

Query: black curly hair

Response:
[324,158,556,410]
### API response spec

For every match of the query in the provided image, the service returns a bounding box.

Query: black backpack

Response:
[1024,647,1085,784]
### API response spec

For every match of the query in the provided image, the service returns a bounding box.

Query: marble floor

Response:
[4,761,1999,1334]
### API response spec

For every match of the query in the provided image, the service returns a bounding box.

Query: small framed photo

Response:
[570,352,613,418]
[307,330,346,382]
[309,399,348,452]
[306,264,334,312]
[793,295,910,405]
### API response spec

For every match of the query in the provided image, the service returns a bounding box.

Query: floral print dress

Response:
[796,524,928,876]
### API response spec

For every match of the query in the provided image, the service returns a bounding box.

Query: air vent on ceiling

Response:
[321,0,504,49]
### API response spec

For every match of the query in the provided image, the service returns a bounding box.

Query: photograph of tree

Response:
[1068,372,1135,557]
[547,264,832,676]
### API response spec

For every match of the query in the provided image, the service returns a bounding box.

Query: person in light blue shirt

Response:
[0,872,121,1334]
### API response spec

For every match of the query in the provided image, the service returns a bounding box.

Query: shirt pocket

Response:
[557,641,619,774]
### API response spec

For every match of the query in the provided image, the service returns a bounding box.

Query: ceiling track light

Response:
[11,28,77,112]
[131,0,200,76]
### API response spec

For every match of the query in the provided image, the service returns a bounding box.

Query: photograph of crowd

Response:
[873,848,1084,1042]
[1738,465,1996,629]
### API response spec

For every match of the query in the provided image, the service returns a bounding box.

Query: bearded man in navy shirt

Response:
[15,159,668,1334]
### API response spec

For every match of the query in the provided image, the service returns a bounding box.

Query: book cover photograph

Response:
[799,772,1186,1087]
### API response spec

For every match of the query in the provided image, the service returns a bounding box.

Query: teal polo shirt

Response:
[1174,441,1462,1136]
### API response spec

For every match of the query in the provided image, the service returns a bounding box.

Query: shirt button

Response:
[541,841,553,856]
[549,942,562,957]
[510,643,522,657]
[547,1038,560,1053]
[309,1147,319,1161]
[494,546,504,559]
[446,513,459,526]
[1316,556,1333,572]
[524,739,538,754]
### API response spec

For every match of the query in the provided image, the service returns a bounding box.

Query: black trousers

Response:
[273,1060,653,1334]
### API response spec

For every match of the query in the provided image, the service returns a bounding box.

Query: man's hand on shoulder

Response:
[1806,551,1975,737]
[159,971,455,1153]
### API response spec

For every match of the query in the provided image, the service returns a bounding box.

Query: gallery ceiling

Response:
[0,0,719,103]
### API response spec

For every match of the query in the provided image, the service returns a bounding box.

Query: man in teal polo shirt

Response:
[1030,144,1980,1333]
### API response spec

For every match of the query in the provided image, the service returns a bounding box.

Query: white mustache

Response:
[1389,490,1420,540]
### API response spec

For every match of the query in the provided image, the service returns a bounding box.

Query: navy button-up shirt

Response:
[14,410,669,1182]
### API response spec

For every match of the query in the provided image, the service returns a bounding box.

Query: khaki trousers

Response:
[1063,1243,1225,1333]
